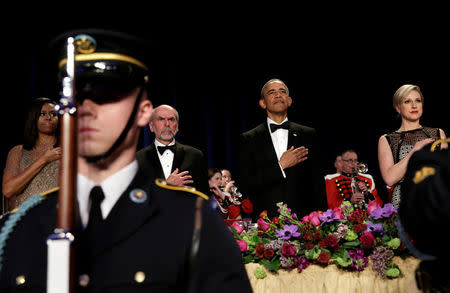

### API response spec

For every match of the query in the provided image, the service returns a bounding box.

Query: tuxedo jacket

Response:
[0,163,252,292]
[239,121,327,220]
[136,141,209,194]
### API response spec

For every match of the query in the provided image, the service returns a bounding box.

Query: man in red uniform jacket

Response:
[325,149,383,209]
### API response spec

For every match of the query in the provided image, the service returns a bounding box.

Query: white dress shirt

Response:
[155,140,176,179]
[78,160,138,228]
[267,117,289,178]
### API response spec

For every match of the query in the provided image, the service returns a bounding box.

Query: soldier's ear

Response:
[137,99,152,127]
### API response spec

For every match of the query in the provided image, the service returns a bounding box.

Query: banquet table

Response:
[245,256,421,293]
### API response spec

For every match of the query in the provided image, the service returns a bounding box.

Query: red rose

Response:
[281,243,296,257]
[272,217,280,225]
[241,199,253,214]
[256,243,265,258]
[317,251,331,264]
[305,241,314,250]
[303,233,313,241]
[313,231,322,240]
[352,223,367,233]
[263,248,275,259]
[227,205,241,219]
[318,239,327,249]
[360,232,375,249]
[325,234,339,248]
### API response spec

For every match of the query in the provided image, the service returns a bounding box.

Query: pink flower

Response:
[303,211,321,226]
[257,218,270,231]
[231,222,244,235]
[236,240,247,252]
[367,201,380,214]
[333,207,343,220]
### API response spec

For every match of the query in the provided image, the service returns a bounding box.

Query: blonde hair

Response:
[393,84,424,109]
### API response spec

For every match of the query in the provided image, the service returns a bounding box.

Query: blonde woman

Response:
[377,84,447,209]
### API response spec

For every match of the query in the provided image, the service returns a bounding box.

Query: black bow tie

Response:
[270,121,290,133]
[157,144,175,155]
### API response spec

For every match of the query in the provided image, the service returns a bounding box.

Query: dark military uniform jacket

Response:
[0,165,252,292]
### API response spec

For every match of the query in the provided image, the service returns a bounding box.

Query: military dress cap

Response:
[399,145,450,260]
[50,28,154,96]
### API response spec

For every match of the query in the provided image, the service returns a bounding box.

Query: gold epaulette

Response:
[9,187,59,214]
[154,179,209,200]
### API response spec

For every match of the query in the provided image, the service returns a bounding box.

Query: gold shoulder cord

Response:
[154,179,209,200]
[40,187,60,197]
[431,138,450,152]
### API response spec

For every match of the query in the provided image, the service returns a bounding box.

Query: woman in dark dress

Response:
[377,84,447,209]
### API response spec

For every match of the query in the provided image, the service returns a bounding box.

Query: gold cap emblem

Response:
[74,34,96,54]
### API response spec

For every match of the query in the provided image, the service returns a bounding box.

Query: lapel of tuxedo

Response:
[88,172,159,256]
[288,123,302,148]
[260,123,280,167]
[171,142,185,172]
[149,144,165,178]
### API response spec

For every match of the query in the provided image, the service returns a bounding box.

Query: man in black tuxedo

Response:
[136,104,209,194]
[0,29,252,292]
[239,78,327,220]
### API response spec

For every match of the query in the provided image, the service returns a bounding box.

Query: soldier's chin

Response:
[78,145,107,159]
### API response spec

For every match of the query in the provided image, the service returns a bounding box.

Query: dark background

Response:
[1,9,449,209]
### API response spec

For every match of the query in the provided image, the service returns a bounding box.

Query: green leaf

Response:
[260,258,281,271]
[331,249,352,267]
[305,246,321,259]
[342,240,360,248]
[243,255,255,264]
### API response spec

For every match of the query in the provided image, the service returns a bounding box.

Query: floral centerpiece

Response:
[231,200,411,279]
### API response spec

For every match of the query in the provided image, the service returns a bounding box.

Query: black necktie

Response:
[270,121,290,133]
[86,186,105,231]
[157,144,175,155]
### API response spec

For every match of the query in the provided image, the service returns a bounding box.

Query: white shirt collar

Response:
[154,139,175,147]
[78,160,139,227]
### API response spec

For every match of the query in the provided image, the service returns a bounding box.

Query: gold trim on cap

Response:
[59,52,148,71]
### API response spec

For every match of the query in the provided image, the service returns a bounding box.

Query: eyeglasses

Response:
[342,159,358,163]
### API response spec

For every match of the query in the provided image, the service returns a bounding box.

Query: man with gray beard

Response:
[137,104,209,194]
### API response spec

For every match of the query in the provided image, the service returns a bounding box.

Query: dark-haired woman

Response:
[2,97,61,211]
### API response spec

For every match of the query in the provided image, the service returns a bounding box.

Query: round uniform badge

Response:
[129,189,147,203]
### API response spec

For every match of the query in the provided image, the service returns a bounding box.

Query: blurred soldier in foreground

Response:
[0,29,252,292]
[398,139,449,292]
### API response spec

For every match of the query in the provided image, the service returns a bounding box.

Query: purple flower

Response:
[348,248,368,271]
[369,206,384,220]
[365,221,386,234]
[381,203,397,217]
[319,209,338,223]
[275,224,301,240]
